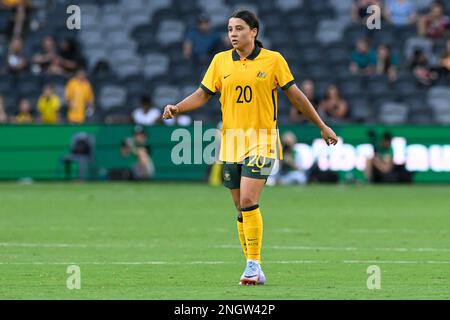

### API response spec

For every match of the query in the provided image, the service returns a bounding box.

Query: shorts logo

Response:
[224,172,231,181]
[256,71,267,80]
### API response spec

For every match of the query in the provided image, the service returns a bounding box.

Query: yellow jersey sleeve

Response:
[200,54,221,95]
[275,53,295,90]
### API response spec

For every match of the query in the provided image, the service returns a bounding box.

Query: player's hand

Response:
[162,105,179,120]
[320,126,338,146]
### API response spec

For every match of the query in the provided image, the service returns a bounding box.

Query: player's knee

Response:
[240,196,257,209]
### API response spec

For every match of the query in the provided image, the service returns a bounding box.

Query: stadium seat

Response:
[404,37,433,60]
[413,0,434,11]
[329,0,353,14]
[379,102,409,124]
[339,80,363,99]
[0,10,12,35]
[115,57,143,78]
[429,98,450,124]
[172,0,200,15]
[427,86,450,101]
[151,8,182,27]
[180,84,199,99]
[152,85,181,109]
[149,0,173,11]
[119,0,147,12]
[276,0,303,11]
[208,8,232,28]
[0,75,14,93]
[123,10,152,29]
[395,80,419,100]
[306,65,330,82]
[372,28,397,47]
[84,48,109,69]
[316,20,345,45]
[156,19,186,47]
[42,74,67,87]
[120,74,147,97]
[99,85,127,110]
[131,23,155,45]
[78,30,103,46]
[348,97,371,122]
[16,75,43,97]
[344,24,370,45]
[169,62,195,83]
[409,107,434,124]
[143,53,170,79]
[100,12,125,30]
[301,47,325,64]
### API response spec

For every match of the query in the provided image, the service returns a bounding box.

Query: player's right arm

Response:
[162,88,211,119]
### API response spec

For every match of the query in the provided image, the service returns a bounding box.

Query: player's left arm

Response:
[284,84,338,146]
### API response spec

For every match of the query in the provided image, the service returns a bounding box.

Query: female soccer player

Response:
[163,10,338,285]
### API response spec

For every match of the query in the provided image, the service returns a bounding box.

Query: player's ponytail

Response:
[230,10,263,48]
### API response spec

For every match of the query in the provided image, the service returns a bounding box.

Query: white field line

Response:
[0,260,450,265]
[0,242,153,248]
[2,242,450,253]
[213,244,450,253]
[274,228,450,235]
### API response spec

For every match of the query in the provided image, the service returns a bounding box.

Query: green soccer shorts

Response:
[222,155,276,189]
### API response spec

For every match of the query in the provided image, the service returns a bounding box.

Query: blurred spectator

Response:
[365,131,396,183]
[290,80,318,123]
[65,69,94,124]
[350,38,377,75]
[132,95,161,126]
[438,39,450,76]
[276,132,307,185]
[375,44,399,81]
[120,125,155,180]
[32,36,65,75]
[7,37,27,73]
[409,48,438,85]
[92,59,111,78]
[384,0,417,26]
[37,85,61,124]
[13,98,33,123]
[318,84,349,121]
[0,0,28,37]
[61,132,95,181]
[351,0,383,24]
[0,95,8,123]
[183,13,223,65]
[57,38,80,74]
[417,1,450,40]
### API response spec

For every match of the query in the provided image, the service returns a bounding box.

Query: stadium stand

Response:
[0,0,449,125]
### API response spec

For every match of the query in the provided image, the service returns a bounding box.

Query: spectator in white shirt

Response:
[132,95,161,126]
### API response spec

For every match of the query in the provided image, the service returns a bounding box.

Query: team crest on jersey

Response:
[256,71,267,80]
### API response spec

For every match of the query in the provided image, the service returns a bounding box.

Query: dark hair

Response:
[230,10,263,48]
[383,132,392,142]
[140,95,151,106]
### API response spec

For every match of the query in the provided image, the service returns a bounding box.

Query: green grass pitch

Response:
[0,182,449,299]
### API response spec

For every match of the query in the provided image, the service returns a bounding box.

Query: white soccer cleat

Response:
[239,260,266,285]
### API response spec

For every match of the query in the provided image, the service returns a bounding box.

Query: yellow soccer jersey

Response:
[200,46,295,163]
